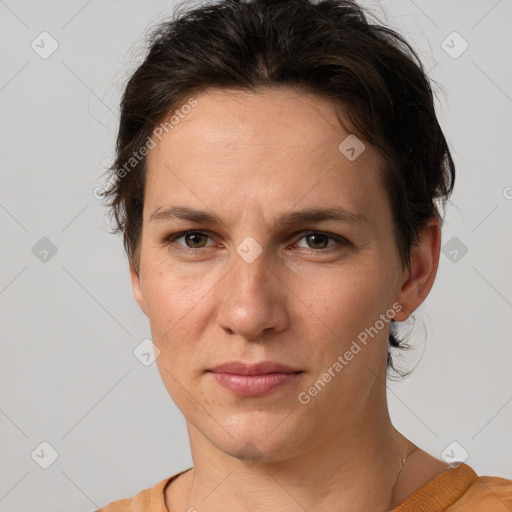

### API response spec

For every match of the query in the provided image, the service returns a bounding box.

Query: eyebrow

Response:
[149,205,367,227]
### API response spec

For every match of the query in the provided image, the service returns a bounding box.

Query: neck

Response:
[173,412,416,512]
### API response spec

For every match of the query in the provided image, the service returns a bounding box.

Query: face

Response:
[130,87,439,462]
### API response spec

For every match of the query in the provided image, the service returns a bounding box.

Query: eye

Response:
[165,231,215,250]
[293,231,349,251]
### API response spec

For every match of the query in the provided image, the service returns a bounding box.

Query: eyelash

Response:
[162,230,350,253]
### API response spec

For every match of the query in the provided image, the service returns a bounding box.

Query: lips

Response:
[207,360,301,376]
[207,361,303,396]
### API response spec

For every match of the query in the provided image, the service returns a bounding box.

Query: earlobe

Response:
[130,264,147,316]
[393,218,441,323]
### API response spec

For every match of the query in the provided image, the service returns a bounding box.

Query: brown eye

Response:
[295,231,346,250]
[166,231,213,250]
[304,233,330,249]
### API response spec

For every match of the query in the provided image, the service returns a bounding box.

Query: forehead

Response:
[148,86,378,164]
[144,87,390,230]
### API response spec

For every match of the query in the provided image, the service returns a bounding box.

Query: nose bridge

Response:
[223,203,277,297]
[230,240,270,294]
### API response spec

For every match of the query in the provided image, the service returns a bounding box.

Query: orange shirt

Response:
[98,462,512,511]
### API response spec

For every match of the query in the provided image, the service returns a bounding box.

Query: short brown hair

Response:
[100,0,455,377]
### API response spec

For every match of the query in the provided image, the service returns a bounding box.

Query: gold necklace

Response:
[386,447,414,512]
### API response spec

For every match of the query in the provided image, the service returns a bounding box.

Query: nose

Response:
[216,251,289,340]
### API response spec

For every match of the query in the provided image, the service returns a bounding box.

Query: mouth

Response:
[208,360,301,375]
[207,371,303,396]
[206,360,303,396]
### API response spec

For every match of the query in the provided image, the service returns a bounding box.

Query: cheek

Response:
[154,356,206,423]
[314,267,389,323]
[141,264,219,361]
[306,269,395,377]
[142,265,207,326]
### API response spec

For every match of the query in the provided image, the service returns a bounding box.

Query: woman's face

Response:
[131,87,430,462]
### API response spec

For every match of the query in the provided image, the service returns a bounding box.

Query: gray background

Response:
[0,0,511,510]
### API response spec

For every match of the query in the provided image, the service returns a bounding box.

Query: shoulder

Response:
[96,488,151,512]
[391,462,512,512]
[97,495,135,512]
[447,474,512,512]
[96,475,172,512]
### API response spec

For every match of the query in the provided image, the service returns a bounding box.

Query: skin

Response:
[130,87,450,511]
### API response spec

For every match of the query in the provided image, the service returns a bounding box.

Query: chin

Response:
[212,420,307,464]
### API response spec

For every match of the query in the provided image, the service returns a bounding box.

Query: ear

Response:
[130,264,147,316]
[393,217,441,322]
